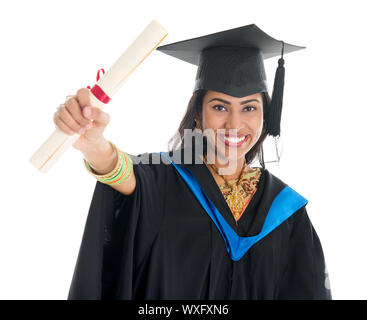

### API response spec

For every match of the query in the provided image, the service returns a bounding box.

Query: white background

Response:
[0,0,366,300]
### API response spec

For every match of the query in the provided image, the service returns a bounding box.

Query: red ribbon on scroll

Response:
[87,68,111,104]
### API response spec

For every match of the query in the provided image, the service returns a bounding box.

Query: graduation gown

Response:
[67,148,332,300]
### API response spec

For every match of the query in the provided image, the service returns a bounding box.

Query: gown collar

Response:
[167,146,270,237]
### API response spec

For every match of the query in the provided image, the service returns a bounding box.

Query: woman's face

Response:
[201,90,264,162]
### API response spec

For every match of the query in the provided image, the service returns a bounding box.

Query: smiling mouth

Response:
[218,134,250,147]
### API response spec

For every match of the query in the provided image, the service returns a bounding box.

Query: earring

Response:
[194,118,201,129]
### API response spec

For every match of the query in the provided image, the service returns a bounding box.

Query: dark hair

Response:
[168,89,272,170]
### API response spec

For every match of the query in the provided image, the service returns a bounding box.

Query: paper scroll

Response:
[29,19,168,173]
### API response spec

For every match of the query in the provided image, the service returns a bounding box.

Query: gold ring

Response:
[57,103,65,111]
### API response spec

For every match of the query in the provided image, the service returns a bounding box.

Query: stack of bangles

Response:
[83,141,133,186]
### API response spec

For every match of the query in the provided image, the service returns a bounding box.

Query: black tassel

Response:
[266,41,285,137]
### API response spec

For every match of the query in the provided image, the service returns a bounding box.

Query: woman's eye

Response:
[212,105,257,112]
[243,106,256,112]
[213,105,227,111]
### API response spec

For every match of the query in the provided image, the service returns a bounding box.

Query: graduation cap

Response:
[156,24,305,137]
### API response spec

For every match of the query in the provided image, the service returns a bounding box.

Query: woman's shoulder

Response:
[128,151,170,172]
[128,148,192,170]
[254,167,308,206]
[258,167,287,189]
[126,151,179,184]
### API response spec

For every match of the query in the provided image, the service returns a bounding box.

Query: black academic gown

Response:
[67,148,332,300]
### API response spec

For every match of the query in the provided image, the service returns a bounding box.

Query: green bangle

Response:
[84,148,133,186]
[98,151,132,185]
[109,153,132,185]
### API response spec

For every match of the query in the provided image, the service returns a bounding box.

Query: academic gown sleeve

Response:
[276,208,332,300]
[67,154,166,300]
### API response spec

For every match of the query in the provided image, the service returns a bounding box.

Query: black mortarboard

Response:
[156,24,305,137]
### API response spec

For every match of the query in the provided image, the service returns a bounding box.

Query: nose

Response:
[225,111,242,132]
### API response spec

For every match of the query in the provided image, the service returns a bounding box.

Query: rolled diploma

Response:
[29,19,168,173]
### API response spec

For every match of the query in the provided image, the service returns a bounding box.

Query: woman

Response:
[57,24,332,300]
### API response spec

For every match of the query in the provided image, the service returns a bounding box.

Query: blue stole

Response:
[160,152,308,261]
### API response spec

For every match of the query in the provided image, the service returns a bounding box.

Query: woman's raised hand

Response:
[53,88,111,152]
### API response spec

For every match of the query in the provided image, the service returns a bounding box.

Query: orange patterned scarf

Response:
[219,168,262,224]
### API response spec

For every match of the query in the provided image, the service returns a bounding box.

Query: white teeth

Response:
[223,135,247,143]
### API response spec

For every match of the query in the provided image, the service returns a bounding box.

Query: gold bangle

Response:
[122,152,133,181]
[105,151,133,185]
[95,141,122,179]
[83,141,122,179]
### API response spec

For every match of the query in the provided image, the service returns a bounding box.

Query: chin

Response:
[215,145,248,163]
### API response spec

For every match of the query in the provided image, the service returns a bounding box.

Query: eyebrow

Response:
[208,98,260,105]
